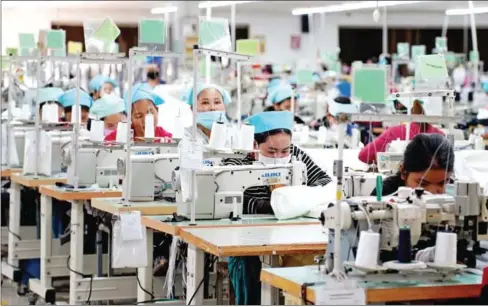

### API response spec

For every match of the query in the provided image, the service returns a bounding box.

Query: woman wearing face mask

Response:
[58,88,93,123]
[88,75,118,100]
[104,83,172,142]
[372,133,454,196]
[183,83,231,145]
[264,83,305,124]
[38,87,65,121]
[222,111,332,214]
[90,94,126,135]
[358,99,444,164]
[222,111,331,305]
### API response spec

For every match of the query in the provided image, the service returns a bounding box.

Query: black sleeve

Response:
[292,145,332,187]
[294,115,306,125]
[244,192,274,215]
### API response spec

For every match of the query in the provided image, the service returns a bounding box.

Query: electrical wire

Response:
[66,254,93,304]
[136,273,155,301]
[187,256,218,305]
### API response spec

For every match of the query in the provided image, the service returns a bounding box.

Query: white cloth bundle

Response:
[270,184,336,220]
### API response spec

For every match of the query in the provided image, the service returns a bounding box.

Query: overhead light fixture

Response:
[151,6,178,14]
[198,1,259,9]
[445,6,488,16]
[292,1,431,15]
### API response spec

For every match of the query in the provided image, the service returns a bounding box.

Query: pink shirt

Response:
[358,123,444,164]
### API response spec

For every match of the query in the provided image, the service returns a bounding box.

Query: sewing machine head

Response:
[174,159,307,220]
[117,153,180,202]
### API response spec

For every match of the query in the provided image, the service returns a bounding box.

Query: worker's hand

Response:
[269,184,286,192]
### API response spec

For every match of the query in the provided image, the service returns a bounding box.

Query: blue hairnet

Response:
[58,89,93,109]
[185,83,232,106]
[482,82,488,93]
[288,75,297,85]
[144,56,163,66]
[336,81,351,98]
[38,87,64,104]
[267,78,282,93]
[90,95,126,119]
[266,84,298,105]
[246,111,293,134]
[124,83,164,107]
[88,75,118,93]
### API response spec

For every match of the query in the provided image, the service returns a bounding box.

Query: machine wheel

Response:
[27,292,38,305]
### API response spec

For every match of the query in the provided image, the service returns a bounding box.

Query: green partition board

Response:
[352,67,387,104]
[46,30,66,50]
[296,69,314,86]
[397,42,410,58]
[236,39,260,56]
[415,54,448,84]
[19,33,36,49]
[139,19,166,45]
[435,37,447,52]
[199,18,230,50]
[411,45,426,62]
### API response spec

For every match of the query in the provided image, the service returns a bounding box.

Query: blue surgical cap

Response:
[266,84,298,105]
[38,87,64,104]
[59,89,93,109]
[145,56,163,66]
[336,81,351,98]
[267,78,283,93]
[288,76,297,85]
[90,95,126,119]
[88,75,118,93]
[124,83,164,106]
[482,82,488,93]
[247,111,293,134]
[185,83,232,106]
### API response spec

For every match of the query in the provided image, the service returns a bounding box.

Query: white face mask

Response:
[258,154,291,165]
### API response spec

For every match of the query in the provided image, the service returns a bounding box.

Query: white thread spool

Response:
[209,121,227,150]
[355,231,380,269]
[144,113,155,138]
[227,126,238,150]
[172,114,185,139]
[237,124,254,151]
[90,119,105,143]
[116,122,128,144]
[317,126,327,144]
[22,104,31,120]
[300,125,310,144]
[71,105,81,123]
[434,232,457,265]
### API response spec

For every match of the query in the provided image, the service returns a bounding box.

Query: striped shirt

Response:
[221,144,332,214]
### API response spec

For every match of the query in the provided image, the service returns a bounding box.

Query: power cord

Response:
[187,255,218,305]
[67,255,93,304]
[136,273,155,301]
[8,226,22,240]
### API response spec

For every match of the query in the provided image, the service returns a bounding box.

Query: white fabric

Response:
[454,150,488,194]
[270,184,336,220]
[303,148,369,173]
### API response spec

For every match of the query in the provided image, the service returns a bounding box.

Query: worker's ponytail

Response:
[411,99,428,133]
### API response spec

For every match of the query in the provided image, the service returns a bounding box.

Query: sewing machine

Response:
[116,153,179,201]
[342,172,385,198]
[321,182,488,271]
[173,159,307,220]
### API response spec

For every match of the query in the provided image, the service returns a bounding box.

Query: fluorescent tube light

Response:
[292,1,431,15]
[151,6,178,14]
[445,6,488,16]
[198,1,259,9]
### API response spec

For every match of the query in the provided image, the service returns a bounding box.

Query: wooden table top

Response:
[91,197,177,216]
[261,266,484,304]
[0,168,22,178]
[142,214,320,236]
[39,185,122,201]
[10,173,67,188]
[178,224,327,257]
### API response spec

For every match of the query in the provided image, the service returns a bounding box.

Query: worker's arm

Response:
[358,126,397,164]
[483,133,488,140]
[243,192,274,215]
[292,145,332,187]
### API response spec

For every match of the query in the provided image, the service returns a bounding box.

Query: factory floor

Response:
[0,280,69,305]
